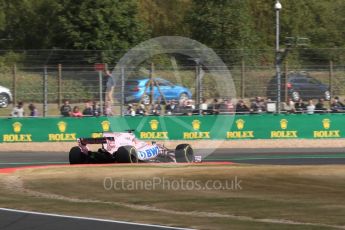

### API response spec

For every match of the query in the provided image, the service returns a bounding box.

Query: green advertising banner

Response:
[0,114,344,143]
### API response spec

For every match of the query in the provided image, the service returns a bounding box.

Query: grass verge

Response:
[1,164,345,229]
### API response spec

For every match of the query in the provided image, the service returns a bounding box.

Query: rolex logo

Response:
[192,120,201,130]
[280,119,288,130]
[322,119,330,129]
[101,120,111,131]
[150,120,159,131]
[58,121,67,133]
[12,122,22,133]
[236,119,245,130]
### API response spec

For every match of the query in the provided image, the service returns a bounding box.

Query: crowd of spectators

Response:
[9,99,114,118]
[9,96,345,118]
[124,97,242,116]
[124,95,345,116]
[11,101,39,117]
[59,99,113,117]
[281,96,345,114]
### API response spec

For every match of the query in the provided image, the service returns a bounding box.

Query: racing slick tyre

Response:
[116,146,138,163]
[175,144,194,163]
[69,146,88,164]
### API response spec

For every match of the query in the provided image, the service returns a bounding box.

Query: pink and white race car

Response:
[69,131,196,164]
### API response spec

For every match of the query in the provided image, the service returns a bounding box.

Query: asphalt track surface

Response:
[0,208,190,230]
[1,148,345,230]
[1,148,345,168]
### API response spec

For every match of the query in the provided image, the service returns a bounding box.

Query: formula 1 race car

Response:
[69,132,196,164]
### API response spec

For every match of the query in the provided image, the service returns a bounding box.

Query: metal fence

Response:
[0,48,345,117]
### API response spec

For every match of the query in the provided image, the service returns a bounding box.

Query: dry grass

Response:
[1,164,345,229]
[1,139,345,153]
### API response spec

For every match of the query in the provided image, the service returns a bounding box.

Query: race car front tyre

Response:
[175,144,194,163]
[116,146,138,163]
[69,146,88,164]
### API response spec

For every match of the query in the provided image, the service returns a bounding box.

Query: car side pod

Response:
[174,144,194,163]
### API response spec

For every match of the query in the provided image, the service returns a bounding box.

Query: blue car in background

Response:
[124,78,192,104]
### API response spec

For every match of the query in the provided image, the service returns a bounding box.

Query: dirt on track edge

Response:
[0,139,345,152]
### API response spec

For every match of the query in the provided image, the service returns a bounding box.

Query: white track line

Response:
[0,207,194,230]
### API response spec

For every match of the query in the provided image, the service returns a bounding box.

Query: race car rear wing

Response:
[78,137,115,145]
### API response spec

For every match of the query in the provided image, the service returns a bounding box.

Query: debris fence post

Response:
[329,60,333,107]
[43,66,48,117]
[58,64,62,109]
[12,64,17,105]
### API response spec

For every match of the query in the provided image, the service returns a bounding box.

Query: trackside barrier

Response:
[0,114,344,143]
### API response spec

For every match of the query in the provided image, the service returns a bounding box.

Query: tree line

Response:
[0,0,344,65]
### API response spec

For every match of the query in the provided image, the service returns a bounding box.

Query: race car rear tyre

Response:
[69,146,88,164]
[175,144,194,163]
[116,146,138,163]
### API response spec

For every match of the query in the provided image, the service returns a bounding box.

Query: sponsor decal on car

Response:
[138,146,160,160]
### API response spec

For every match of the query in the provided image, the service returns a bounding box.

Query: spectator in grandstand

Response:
[165,99,179,115]
[136,103,147,116]
[220,98,235,114]
[126,104,136,116]
[181,99,195,116]
[294,99,306,113]
[306,100,315,114]
[104,101,114,116]
[235,100,250,114]
[150,103,162,116]
[315,98,327,113]
[11,101,25,117]
[179,97,186,107]
[284,98,296,113]
[28,103,39,117]
[330,98,344,113]
[250,96,266,114]
[103,70,115,103]
[334,96,344,107]
[71,106,83,117]
[209,98,220,115]
[60,99,72,117]
[82,100,93,116]
[92,101,101,116]
[199,98,209,114]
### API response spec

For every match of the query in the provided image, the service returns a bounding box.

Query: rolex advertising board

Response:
[0,114,344,142]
